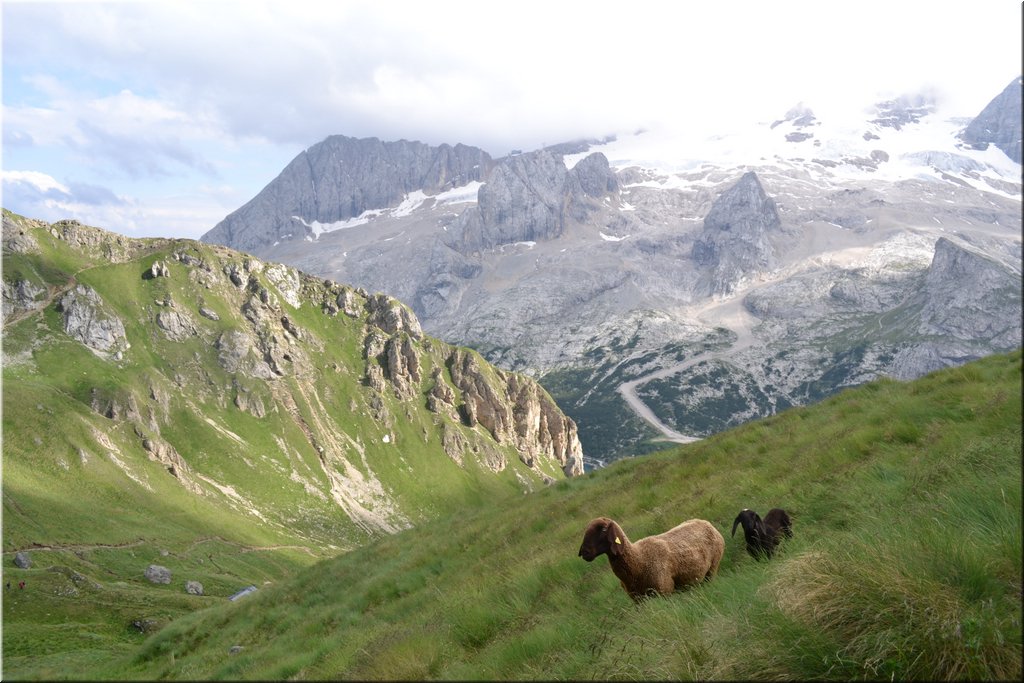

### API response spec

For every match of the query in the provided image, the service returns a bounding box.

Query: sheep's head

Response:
[732,509,765,541]
[733,508,776,559]
[578,517,623,561]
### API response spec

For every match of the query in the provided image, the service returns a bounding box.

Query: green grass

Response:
[2,214,573,678]
[79,349,1022,681]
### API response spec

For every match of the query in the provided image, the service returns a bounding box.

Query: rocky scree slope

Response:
[2,210,582,555]
[201,80,1022,466]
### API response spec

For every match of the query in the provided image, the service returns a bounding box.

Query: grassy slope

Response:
[1,214,564,678]
[93,349,1022,681]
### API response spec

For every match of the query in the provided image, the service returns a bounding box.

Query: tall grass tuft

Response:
[757,465,1022,681]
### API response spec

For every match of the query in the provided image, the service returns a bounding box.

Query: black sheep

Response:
[731,508,792,560]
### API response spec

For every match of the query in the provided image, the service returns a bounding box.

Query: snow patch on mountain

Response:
[294,181,484,240]
[562,103,1021,198]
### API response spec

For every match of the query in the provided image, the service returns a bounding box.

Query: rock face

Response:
[691,171,782,296]
[364,293,583,476]
[961,76,1023,164]
[446,150,617,254]
[155,308,198,341]
[56,284,129,357]
[411,150,619,321]
[446,348,583,476]
[2,278,47,321]
[203,136,495,253]
[886,237,1024,379]
[919,237,1022,344]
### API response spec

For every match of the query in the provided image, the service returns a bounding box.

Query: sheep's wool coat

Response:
[579,517,725,602]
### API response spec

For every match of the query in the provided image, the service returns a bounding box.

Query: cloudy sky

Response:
[3,1,1021,240]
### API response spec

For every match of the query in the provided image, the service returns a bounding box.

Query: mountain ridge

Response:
[2,209,583,552]
[199,80,1022,465]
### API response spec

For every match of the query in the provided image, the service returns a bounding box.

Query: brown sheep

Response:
[578,516,725,602]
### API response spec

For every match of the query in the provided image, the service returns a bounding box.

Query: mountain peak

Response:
[201,137,494,253]
[960,75,1023,164]
[692,171,782,297]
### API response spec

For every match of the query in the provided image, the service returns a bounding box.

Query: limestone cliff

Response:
[203,136,495,254]
[692,171,782,297]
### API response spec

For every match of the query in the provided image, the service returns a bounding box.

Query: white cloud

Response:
[9,0,1017,154]
[4,84,226,178]
[2,168,230,239]
[2,170,69,195]
[2,0,1020,239]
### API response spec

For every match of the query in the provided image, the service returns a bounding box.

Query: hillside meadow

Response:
[3,350,1016,680]
[1,211,568,679]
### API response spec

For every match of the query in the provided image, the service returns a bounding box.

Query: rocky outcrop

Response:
[366,293,423,340]
[917,237,1022,346]
[201,136,495,253]
[447,348,583,476]
[870,92,936,131]
[216,330,276,380]
[155,307,199,341]
[382,334,422,400]
[452,150,571,253]
[2,278,47,321]
[961,76,1023,164]
[142,435,204,495]
[355,287,584,475]
[448,150,617,254]
[691,171,781,297]
[264,263,303,308]
[572,151,619,200]
[43,218,165,265]
[57,284,130,358]
[1,212,43,254]
[414,150,618,321]
[144,564,172,585]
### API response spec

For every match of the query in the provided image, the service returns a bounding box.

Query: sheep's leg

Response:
[705,556,721,581]
[653,574,676,595]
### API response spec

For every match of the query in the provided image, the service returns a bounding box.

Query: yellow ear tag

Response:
[615,536,622,545]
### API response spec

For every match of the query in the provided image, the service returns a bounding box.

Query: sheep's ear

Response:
[606,523,623,556]
[731,514,742,537]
